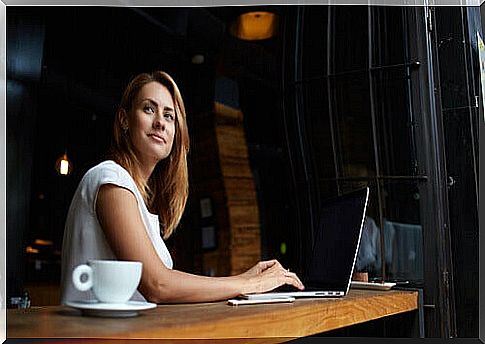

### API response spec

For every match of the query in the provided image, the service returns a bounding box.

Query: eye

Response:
[164,112,175,121]
[144,105,155,114]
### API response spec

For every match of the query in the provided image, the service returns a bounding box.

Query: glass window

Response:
[301,6,329,79]
[331,6,369,74]
[300,80,335,179]
[295,6,426,284]
[372,68,419,177]
[330,73,376,177]
[371,7,407,67]
[380,180,424,283]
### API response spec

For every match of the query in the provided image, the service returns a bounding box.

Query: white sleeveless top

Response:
[60,160,173,304]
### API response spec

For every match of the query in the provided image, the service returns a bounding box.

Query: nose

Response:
[153,115,165,131]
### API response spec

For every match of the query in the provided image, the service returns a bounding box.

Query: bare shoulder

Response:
[96,184,139,217]
[94,180,160,269]
[98,183,136,198]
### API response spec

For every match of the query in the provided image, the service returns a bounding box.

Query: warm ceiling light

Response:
[231,11,278,41]
[55,152,72,176]
[34,239,53,246]
[25,246,39,254]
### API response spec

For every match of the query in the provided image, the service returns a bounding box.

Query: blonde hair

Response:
[110,71,189,239]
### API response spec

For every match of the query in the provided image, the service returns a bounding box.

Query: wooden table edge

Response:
[7,289,419,340]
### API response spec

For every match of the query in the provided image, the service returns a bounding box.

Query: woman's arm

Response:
[96,184,304,303]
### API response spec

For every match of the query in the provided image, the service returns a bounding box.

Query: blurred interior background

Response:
[6,5,481,337]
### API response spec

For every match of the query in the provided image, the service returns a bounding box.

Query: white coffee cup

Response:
[72,260,142,303]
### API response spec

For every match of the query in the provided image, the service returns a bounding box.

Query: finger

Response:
[259,260,277,270]
[266,261,284,273]
[274,271,299,289]
[285,275,305,290]
[271,260,283,268]
[283,271,305,290]
[265,259,284,270]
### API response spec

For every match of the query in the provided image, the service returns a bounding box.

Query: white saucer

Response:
[65,300,157,317]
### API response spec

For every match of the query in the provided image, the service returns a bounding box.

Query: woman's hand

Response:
[239,259,305,294]
[239,259,280,278]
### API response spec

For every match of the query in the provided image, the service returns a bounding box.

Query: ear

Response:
[118,108,129,130]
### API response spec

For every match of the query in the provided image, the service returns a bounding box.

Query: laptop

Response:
[242,187,370,300]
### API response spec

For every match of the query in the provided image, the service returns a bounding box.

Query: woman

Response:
[60,71,304,304]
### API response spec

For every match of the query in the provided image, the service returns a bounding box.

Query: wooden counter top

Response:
[8,289,418,341]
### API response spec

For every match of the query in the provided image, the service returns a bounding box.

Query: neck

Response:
[137,157,157,184]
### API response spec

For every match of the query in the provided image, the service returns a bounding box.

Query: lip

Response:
[148,133,166,144]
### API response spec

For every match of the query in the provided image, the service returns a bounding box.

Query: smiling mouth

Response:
[148,134,166,144]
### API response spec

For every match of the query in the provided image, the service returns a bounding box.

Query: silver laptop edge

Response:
[343,187,370,295]
[243,187,370,300]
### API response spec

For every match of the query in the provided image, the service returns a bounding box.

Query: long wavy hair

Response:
[109,71,189,239]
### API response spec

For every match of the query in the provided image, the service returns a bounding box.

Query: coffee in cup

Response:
[72,260,142,303]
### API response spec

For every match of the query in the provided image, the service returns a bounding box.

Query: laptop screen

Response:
[304,187,369,292]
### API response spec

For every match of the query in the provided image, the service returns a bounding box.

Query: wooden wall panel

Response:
[214,103,261,275]
[192,102,261,276]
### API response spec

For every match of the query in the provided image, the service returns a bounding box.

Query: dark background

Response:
[6,6,481,338]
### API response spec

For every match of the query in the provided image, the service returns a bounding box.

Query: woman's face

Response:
[125,81,176,166]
